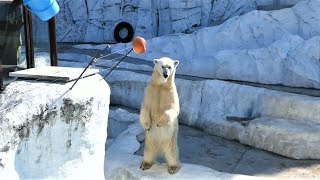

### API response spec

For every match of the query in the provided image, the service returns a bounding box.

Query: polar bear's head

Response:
[153,57,179,84]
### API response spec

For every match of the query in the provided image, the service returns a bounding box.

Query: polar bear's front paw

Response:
[142,121,151,131]
[157,121,166,127]
[157,115,168,127]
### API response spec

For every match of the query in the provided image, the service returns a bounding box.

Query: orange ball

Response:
[132,36,146,54]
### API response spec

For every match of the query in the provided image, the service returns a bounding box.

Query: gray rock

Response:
[107,118,133,139]
[109,107,140,123]
[0,74,110,179]
[136,132,145,143]
[107,107,139,139]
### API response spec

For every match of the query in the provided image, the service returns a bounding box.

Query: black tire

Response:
[113,22,134,43]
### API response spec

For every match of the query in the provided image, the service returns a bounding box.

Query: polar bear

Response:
[139,57,180,174]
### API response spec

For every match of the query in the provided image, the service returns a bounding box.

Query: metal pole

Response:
[23,6,34,68]
[69,46,109,90]
[102,48,133,79]
[48,17,58,66]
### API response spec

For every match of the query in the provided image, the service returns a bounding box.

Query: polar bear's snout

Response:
[163,73,168,78]
[163,67,170,78]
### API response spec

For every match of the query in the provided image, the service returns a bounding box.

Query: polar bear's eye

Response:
[162,65,165,68]
[168,66,171,69]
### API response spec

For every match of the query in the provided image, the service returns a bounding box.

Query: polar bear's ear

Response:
[153,59,159,64]
[174,60,179,67]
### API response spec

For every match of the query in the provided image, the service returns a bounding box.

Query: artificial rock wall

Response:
[55,0,264,43]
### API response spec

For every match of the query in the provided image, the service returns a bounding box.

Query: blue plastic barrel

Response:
[23,0,60,21]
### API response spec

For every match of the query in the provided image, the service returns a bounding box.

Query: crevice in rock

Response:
[230,147,249,173]
[195,81,205,124]
[84,0,89,16]
[257,5,294,11]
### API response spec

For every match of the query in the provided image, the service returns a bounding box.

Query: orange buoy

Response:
[132,36,146,54]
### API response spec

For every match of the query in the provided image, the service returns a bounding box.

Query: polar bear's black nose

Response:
[163,72,168,78]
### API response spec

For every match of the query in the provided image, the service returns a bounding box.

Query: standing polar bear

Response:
[139,57,180,174]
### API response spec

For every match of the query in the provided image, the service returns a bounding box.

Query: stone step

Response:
[106,69,320,159]
[202,116,320,159]
[254,93,320,122]
[241,117,320,159]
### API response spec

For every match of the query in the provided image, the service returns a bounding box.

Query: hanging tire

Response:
[113,22,134,43]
